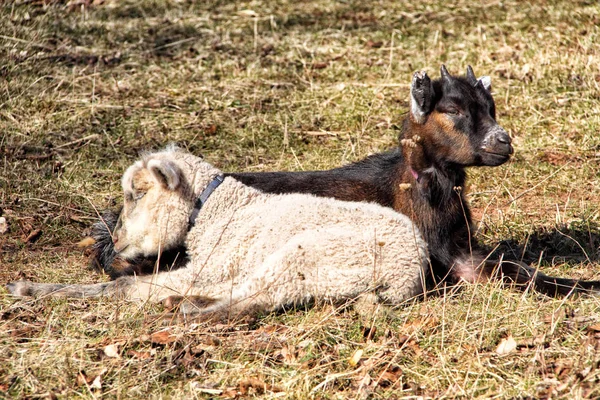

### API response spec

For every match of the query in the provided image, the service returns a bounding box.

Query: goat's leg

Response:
[492,259,600,297]
[456,255,600,297]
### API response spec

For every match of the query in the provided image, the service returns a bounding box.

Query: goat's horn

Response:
[466,65,477,85]
[440,65,451,81]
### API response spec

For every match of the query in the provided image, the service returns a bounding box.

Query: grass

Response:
[1,0,600,398]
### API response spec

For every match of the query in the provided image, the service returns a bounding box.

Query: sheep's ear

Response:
[147,159,181,190]
[410,70,434,124]
[122,161,142,192]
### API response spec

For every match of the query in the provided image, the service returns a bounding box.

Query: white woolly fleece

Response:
[8,147,430,319]
[119,148,429,315]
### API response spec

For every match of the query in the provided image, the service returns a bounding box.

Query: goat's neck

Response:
[403,143,466,189]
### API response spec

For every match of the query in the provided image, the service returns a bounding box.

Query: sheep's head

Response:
[112,153,194,260]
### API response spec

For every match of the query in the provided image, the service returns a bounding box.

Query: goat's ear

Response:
[147,159,181,190]
[410,70,434,124]
[476,76,492,92]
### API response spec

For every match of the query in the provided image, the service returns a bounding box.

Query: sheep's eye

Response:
[134,192,146,201]
[125,192,145,202]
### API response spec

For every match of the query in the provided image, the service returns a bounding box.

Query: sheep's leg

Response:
[7,268,208,303]
[162,294,219,311]
[7,280,122,298]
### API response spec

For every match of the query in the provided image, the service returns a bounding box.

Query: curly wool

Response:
[9,148,429,319]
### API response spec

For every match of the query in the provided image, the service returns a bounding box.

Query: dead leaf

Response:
[191,344,214,355]
[127,350,154,360]
[174,348,196,368]
[261,43,274,56]
[366,40,383,48]
[149,329,178,345]
[517,335,548,349]
[0,217,7,234]
[76,369,105,389]
[406,339,423,356]
[274,345,296,364]
[221,388,238,398]
[330,52,346,61]
[77,237,96,248]
[10,323,43,338]
[311,62,328,70]
[90,375,102,390]
[25,229,42,243]
[103,344,120,358]
[542,361,573,379]
[349,349,363,367]
[238,9,258,17]
[587,323,600,332]
[496,335,517,355]
[354,372,371,390]
[378,366,403,387]
[362,325,377,341]
[256,324,288,335]
[203,124,218,136]
[401,315,440,334]
[76,371,90,386]
[239,378,283,395]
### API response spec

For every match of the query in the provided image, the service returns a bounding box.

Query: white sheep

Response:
[8,147,428,321]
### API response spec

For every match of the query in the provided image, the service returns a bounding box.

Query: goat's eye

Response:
[125,192,134,202]
[445,108,461,116]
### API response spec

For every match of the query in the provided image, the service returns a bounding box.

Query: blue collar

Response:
[188,175,224,229]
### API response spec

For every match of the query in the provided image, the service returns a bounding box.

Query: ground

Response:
[1,0,600,398]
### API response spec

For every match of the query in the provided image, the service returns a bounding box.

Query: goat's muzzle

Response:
[480,126,513,166]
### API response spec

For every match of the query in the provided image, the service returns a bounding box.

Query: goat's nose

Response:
[496,132,511,144]
[112,233,119,244]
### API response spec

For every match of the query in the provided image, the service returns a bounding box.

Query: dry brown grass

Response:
[2,0,600,398]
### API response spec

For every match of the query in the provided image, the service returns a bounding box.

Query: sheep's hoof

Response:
[162,295,218,313]
[6,281,33,297]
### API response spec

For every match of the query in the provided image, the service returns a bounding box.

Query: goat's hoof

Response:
[412,70,430,90]
[411,71,433,115]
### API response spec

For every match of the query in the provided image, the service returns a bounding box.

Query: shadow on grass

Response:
[489,224,600,266]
